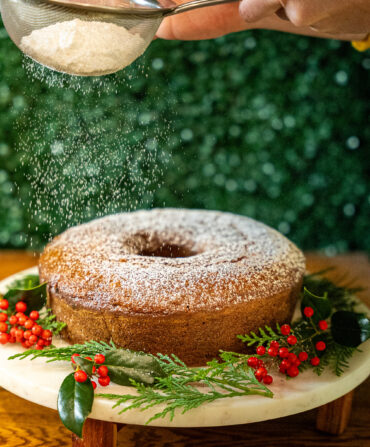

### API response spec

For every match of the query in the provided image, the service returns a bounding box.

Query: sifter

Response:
[0,0,239,76]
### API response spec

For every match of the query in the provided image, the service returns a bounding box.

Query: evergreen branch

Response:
[237,324,281,346]
[98,354,272,424]
[8,340,118,362]
[37,309,66,334]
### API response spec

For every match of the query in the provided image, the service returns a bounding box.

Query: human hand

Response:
[156,0,369,41]
[239,0,370,37]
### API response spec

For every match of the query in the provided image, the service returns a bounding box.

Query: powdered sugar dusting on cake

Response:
[39,209,305,314]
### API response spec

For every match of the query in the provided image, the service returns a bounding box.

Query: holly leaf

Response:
[104,349,166,386]
[301,287,332,322]
[8,275,40,291]
[74,356,94,376]
[57,372,94,438]
[331,311,370,347]
[3,282,47,315]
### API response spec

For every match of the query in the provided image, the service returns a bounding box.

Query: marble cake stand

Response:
[0,268,369,447]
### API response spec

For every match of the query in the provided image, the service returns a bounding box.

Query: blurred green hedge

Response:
[0,18,369,252]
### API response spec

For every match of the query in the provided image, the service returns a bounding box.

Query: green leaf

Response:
[3,282,47,315]
[104,350,166,387]
[331,311,370,348]
[8,275,40,291]
[57,373,94,438]
[74,356,94,375]
[301,287,332,322]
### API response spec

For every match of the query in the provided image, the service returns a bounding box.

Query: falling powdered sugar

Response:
[20,19,146,76]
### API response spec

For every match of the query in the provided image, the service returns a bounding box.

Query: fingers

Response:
[157,3,251,40]
[239,0,282,22]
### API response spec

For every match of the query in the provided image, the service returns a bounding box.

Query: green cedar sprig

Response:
[97,352,272,425]
[237,324,282,346]
[8,340,118,362]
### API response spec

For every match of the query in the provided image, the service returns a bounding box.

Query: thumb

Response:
[240,0,282,22]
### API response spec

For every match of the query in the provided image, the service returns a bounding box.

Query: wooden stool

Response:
[71,391,354,446]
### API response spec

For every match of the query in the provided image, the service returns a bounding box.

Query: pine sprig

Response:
[37,309,66,335]
[98,352,272,424]
[8,340,117,362]
[237,324,281,346]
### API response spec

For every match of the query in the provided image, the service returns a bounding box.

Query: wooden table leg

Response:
[316,390,354,435]
[71,418,118,447]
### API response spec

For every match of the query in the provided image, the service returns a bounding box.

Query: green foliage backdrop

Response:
[0,18,369,252]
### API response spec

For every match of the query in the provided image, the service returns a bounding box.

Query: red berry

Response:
[32,325,42,336]
[23,330,32,340]
[311,357,320,366]
[255,359,265,369]
[287,353,297,363]
[0,332,9,344]
[287,366,300,377]
[0,313,8,322]
[24,319,34,329]
[256,346,266,356]
[293,359,301,367]
[74,370,88,383]
[287,335,297,345]
[280,324,291,335]
[97,365,109,377]
[98,376,111,387]
[280,359,291,370]
[35,344,44,350]
[29,335,38,345]
[41,329,52,340]
[315,341,326,351]
[29,311,39,321]
[10,327,17,337]
[15,301,27,313]
[9,315,18,325]
[85,356,93,362]
[303,307,314,318]
[8,336,16,343]
[37,339,45,347]
[318,320,328,331]
[94,354,106,365]
[247,356,258,368]
[0,299,9,310]
[270,340,279,349]
[0,322,8,332]
[18,316,27,326]
[298,351,308,362]
[263,375,273,385]
[278,347,289,358]
[22,340,31,349]
[92,381,97,390]
[44,339,52,346]
[92,366,96,374]
[71,353,80,364]
[15,312,25,319]
[267,347,278,357]
[255,367,268,380]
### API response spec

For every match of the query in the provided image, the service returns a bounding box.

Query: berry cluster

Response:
[249,307,329,381]
[0,299,52,349]
[72,353,111,389]
[247,355,273,385]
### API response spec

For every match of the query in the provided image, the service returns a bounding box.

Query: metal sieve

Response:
[0,0,238,76]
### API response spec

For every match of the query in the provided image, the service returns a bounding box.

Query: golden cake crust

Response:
[39,208,305,365]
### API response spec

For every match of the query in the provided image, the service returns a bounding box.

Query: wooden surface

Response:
[316,391,354,435]
[0,250,369,447]
[72,419,117,447]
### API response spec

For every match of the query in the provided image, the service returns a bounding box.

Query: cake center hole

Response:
[139,243,196,258]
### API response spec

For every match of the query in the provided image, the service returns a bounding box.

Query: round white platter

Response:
[0,267,369,427]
